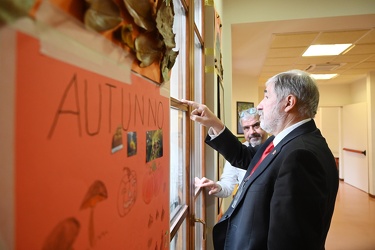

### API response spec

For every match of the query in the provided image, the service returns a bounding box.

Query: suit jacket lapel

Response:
[240,120,318,196]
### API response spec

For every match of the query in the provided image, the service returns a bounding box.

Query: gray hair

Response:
[239,110,260,124]
[267,69,319,118]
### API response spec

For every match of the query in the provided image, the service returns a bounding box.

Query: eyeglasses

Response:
[239,107,257,118]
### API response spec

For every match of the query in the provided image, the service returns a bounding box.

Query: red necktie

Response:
[231,141,275,209]
[249,141,274,176]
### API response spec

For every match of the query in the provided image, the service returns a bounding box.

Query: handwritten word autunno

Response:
[47,74,164,139]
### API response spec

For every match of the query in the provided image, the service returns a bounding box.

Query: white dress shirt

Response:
[215,141,248,198]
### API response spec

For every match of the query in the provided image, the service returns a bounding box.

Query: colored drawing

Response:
[80,180,108,247]
[127,131,137,156]
[146,206,168,249]
[146,129,163,162]
[142,169,154,204]
[42,217,80,250]
[117,167,137,217]
[142,161,164,204]
[111,125,124,153]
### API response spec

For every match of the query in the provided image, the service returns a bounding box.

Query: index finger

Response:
[180,99,198,109]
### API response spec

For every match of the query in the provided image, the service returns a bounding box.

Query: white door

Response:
[342,102,368,192]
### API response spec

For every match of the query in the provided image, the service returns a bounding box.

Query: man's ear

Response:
[284,95,296,112]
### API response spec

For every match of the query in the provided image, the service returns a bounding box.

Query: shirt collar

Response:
[273,118,311,146]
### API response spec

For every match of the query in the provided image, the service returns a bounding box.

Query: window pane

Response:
[170,0,187,99]
[194,0,203,35]
[170,220,187,250]
[170,108,186,219]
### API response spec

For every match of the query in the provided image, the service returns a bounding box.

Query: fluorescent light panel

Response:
[311,74,338,80]
[303,44,353,56]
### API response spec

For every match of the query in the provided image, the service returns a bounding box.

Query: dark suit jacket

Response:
[206,120,339,250]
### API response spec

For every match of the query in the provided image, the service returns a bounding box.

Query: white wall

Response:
[232,73,259,130]
[319,84,351,106]
[315,107,341,157]
[350,80,367,103]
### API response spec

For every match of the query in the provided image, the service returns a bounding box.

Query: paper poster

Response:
[13,30,170,249]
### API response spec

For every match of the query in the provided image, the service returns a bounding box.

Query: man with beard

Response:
[195,108,268,198]
[182,69,339,250]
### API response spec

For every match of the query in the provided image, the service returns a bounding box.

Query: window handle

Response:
[194,218,206,241]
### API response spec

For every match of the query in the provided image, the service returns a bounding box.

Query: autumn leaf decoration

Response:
[84,0,178,83]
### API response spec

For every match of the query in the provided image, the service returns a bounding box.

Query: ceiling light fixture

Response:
[303,44,353,56]
[311,73,338,80]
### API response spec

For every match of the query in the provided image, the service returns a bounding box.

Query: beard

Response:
[260,104,285,135]
[249,136,262,147]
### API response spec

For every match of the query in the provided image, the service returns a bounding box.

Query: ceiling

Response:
[231,14,375,86]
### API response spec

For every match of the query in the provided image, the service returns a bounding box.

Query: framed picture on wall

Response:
[237,101,254,134]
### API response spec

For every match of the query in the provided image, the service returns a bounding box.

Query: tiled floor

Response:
[326,181,375,250]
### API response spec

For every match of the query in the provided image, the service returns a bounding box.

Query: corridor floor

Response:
[326,181,375,250]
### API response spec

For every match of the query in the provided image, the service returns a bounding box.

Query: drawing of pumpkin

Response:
[142,161,164,204]
[142,169,154,204]
[117,167,137,217]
